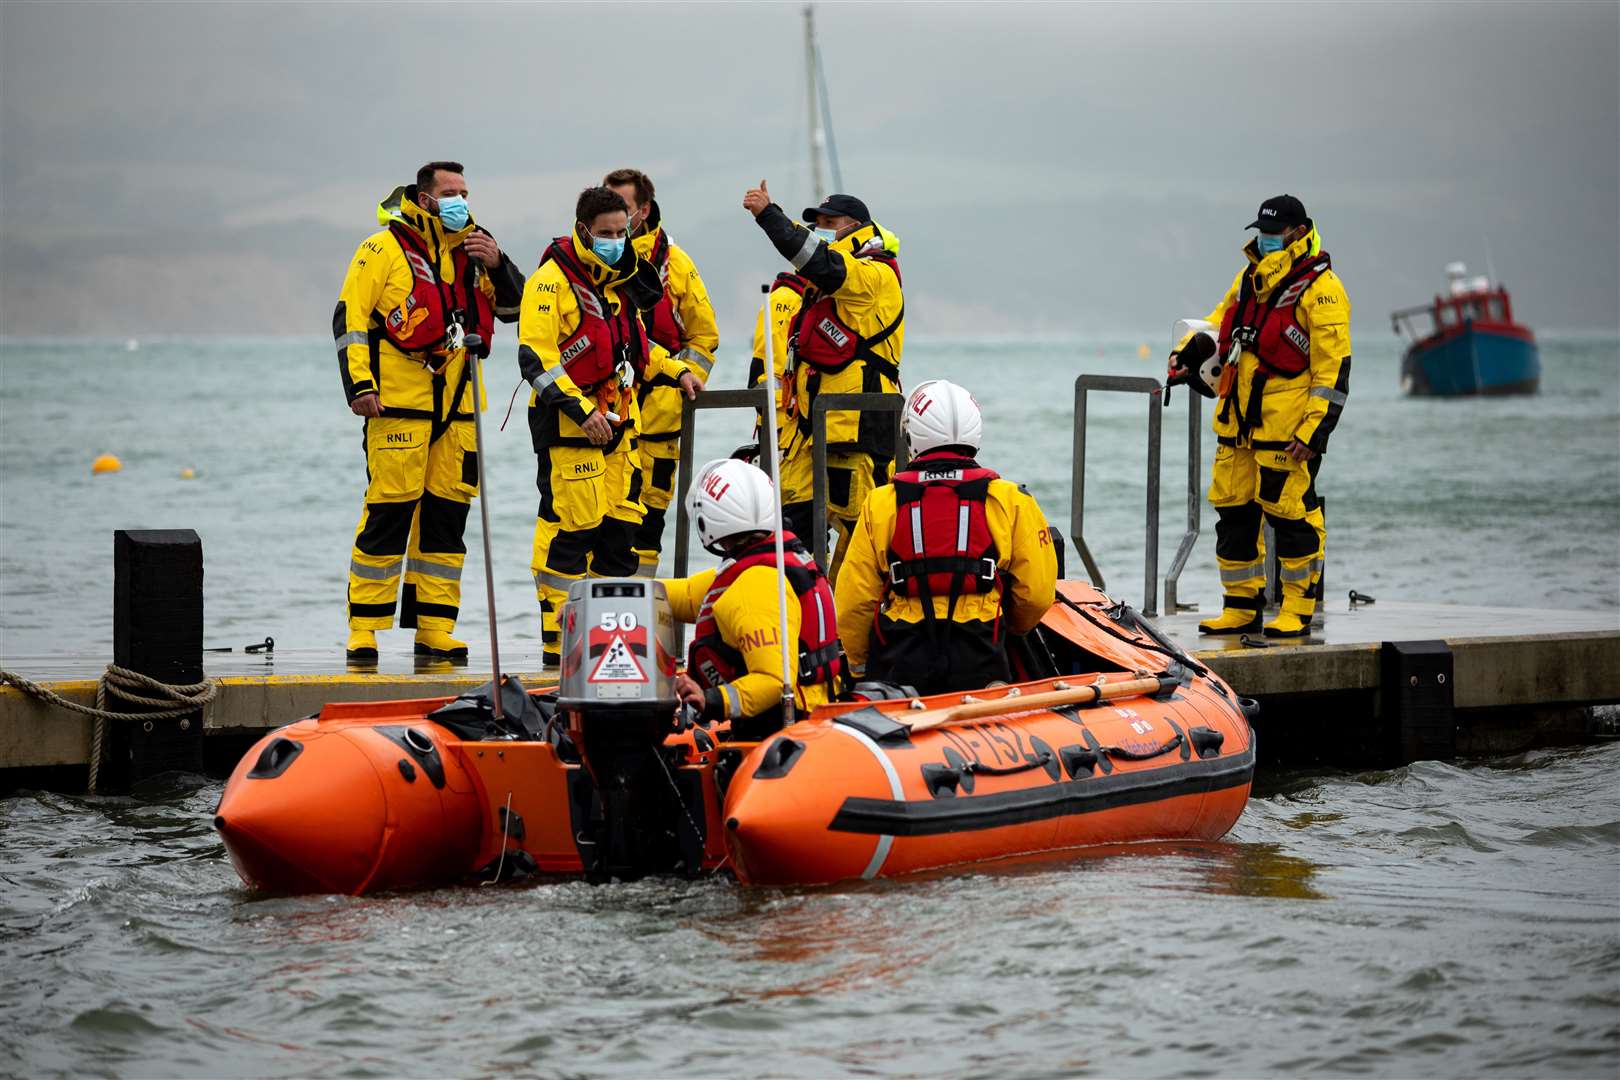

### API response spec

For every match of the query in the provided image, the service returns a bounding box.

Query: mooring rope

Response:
[0,666,216,792]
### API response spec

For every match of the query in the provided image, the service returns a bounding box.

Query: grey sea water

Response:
[1,334,1618,1077]
[1,334,1616,659]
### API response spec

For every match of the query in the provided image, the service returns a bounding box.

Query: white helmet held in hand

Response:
[688,458,776,553]
[902,380,983,455]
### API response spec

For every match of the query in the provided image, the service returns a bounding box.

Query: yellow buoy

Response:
[1137,343,1152,360]
[92,454,123,475]
[179,467,196,480]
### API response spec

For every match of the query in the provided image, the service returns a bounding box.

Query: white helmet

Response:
[902,380,982,455]
[688,458,776,553]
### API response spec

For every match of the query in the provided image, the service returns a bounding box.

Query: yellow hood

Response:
[376,185,475,283]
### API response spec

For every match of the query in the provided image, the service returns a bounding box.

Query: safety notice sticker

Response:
[589,633,648,683]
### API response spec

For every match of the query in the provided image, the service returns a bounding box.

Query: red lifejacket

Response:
[1218,251,1331,379]
[688,532,846,700]
[639,229,686,352]
[380,224,495,361]
[886,454,1003,624]
[539,236,649,391]
[789,252,903,377]
[1217,251,1331,436]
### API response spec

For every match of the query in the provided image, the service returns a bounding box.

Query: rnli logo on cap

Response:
[816,318,850,349]
[560,335,592,365]
[1260,207,1277,218]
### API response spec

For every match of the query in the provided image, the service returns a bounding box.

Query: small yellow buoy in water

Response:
[1137,343,1152,360]
[92,453,123,475]
[179,467,196,480]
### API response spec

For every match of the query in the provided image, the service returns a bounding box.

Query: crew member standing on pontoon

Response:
[662,459,846,739]
[742,180,904,578]
[1170,194,1351,639]
[602,168,719,578]
[335,160,525,662]
[748,269,816,539]
[519,186,701,667]
[835,381,1056,696]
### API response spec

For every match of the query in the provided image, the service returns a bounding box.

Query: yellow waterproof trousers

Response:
[824,450,891,582]
[348,417,477,632]
[1207,442,1326,621]
[531,440,645,663]
[631,435,680,576]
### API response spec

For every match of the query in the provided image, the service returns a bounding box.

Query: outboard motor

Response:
[558,578,697,881]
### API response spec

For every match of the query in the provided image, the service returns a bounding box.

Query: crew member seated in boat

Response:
[335,160,525,662]
[520,186,701,667]
[834,381,1057,695]
[1169,194,1352,638]
[742,180,904,579]
[601,168,720,578]
[662,458,846,739]
[748,270,816,539]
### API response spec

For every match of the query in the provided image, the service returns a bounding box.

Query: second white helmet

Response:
[902,380,983,455]
[688,458,776,553]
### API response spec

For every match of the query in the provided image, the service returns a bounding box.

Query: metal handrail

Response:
[810,393,906,569]
[671,388,772,577]
[1071,375,1162,614]
[1162,391,1202,614]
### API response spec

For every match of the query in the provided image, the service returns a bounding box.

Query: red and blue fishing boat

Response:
[1392,262,1539,396]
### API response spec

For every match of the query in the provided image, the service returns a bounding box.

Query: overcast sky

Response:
[1,1,1616,343]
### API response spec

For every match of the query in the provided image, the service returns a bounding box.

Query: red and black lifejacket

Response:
[379,224,495,362]
[788,251,904,382]
[1217,251,1331,436]
[885,453,1003,628]
[688,532,846,702]
[638,229,686,352]
[538,236,649,392]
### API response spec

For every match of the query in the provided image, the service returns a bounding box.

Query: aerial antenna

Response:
[466,342,504,723]
[1482,234,1499,285]
[759,283,794,713]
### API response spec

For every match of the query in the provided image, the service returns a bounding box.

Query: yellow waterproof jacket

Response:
[334,186,522,419]
[834,458,1058,670]
[517,230,690,450]
[632,206,720,441]
[753,204,905,453]
[748,274,813,504]
[662,565,831,719]
[1200,226,1352,452]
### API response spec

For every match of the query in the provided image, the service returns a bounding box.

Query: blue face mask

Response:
[435,194,470,232]
[1256,232,1286,256]
[814,226,839,244]
[591,234,626,265]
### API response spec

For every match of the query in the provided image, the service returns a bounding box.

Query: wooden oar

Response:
[902,676,1167,734]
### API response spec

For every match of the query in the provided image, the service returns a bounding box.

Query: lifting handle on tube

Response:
[760,283,793,708]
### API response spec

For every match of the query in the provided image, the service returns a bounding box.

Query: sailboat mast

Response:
[805,4,825,196]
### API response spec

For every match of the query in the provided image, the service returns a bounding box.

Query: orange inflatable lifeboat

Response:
[215,581,1255,894]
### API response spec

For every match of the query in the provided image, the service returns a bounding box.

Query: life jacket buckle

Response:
[887,560,907,585]
[444,318,466,354]
[615,359,634,389]
[978,558,1000,584]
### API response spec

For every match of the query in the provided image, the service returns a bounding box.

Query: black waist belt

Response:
[1216,435,1292,451]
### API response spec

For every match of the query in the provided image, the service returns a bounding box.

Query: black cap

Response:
[801,194,870,224]
[1246,194,1307,233]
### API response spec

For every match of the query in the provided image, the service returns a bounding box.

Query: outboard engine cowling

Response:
[558,579,696,880]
